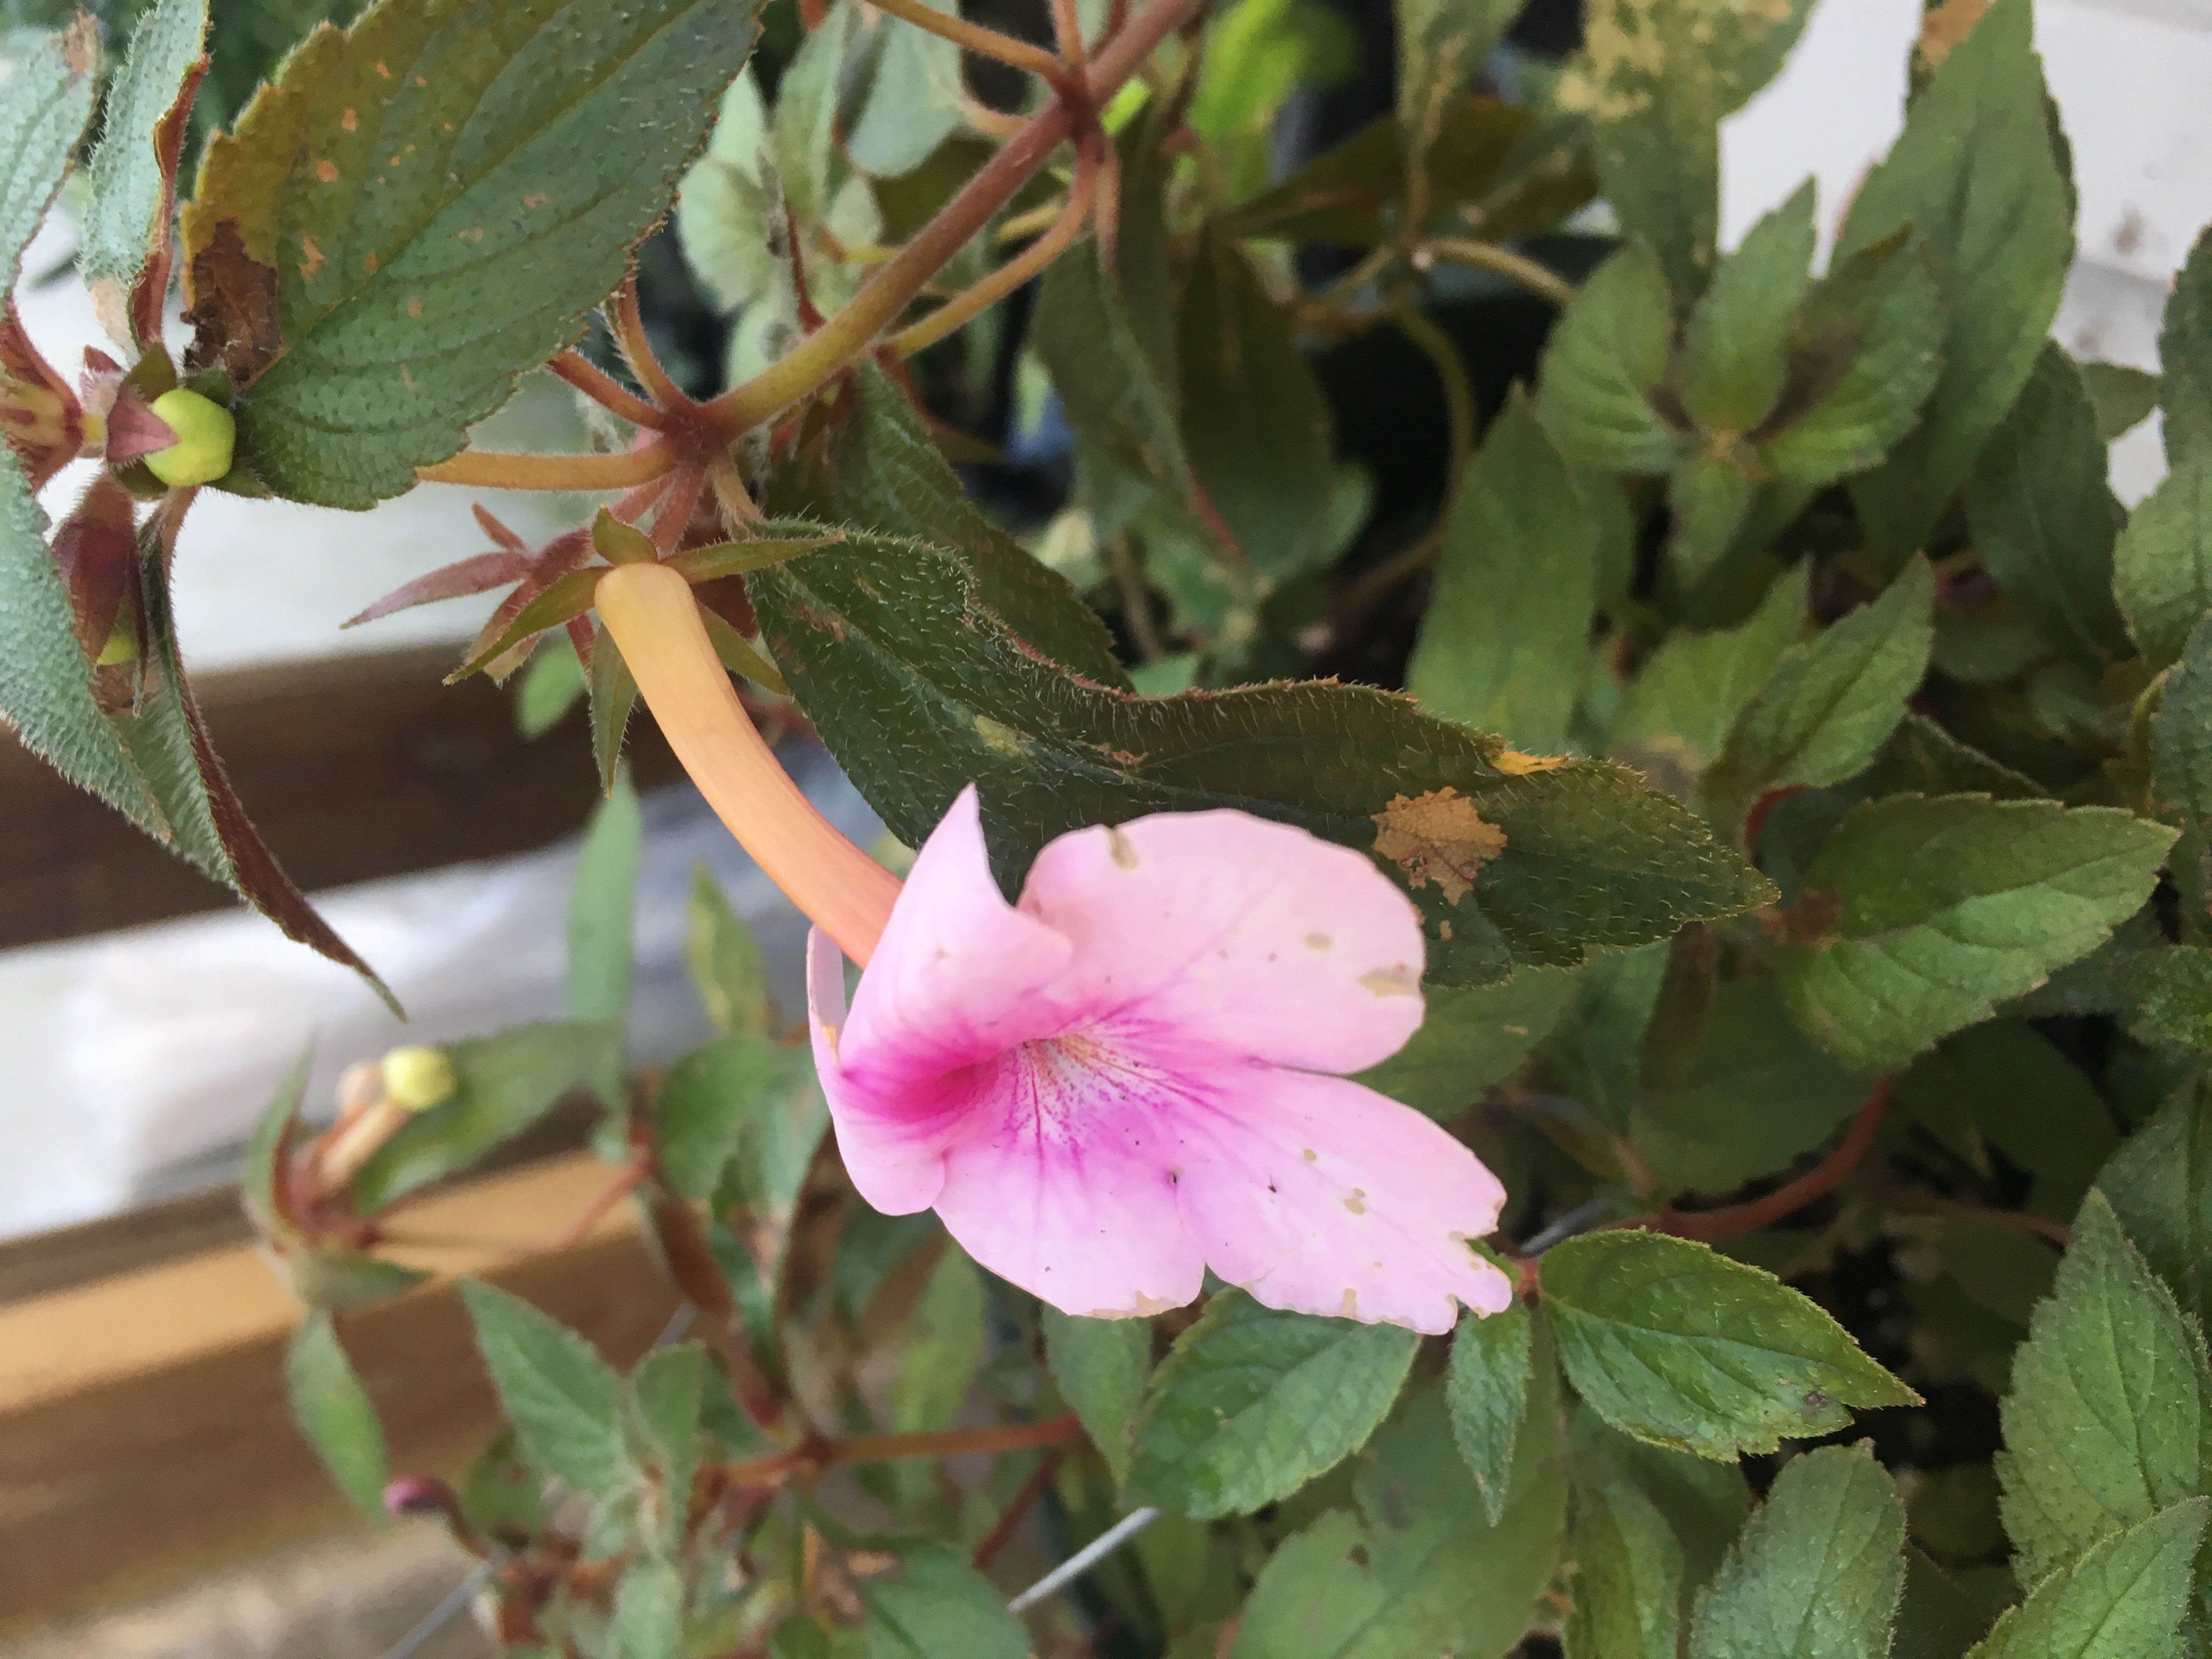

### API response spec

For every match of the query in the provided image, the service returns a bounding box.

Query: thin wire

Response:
[1522,1196,1613,1256]
[380,1551,505,1659]
[1006,1506,1161,1613]
[377,1301,692,1659]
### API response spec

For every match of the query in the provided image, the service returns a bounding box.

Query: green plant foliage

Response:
[1444,1299,1533,1525]
[1355,966,1582,1118]
[2098,1074,2212,1331]
[1963,1500,2208,1659]
[1540,1231,1916,1457]
[80,0,209,342]
[1127,1293,1418,1519]
[1044,1310,1152,1485]
[1685,1444,1906,1659]
[1566,1475,1684,1659]
[856,1546,1032,1658]
[1832,0,2073,566]
[285,1310,390,1517]
[460,1280,633,1499]
[1408,391,1600,751]
[180,0,764,505]
[1229,1385,1565,1658]
[1994,1194,2209,1585]
[1538,242,1685,475]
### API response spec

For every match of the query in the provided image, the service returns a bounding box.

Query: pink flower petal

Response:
[809,788,1070,1213]
[1018,809,1424,1076]
[929,1041,1206,1318]
[1173,1066,1513,1334]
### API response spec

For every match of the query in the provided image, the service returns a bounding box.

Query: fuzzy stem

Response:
[595,561,902,964]
[315,1098,410,1195]
[704,0,1201,438]
[611,275,691,413]
[891,154,1096,358]
[1420,237,1578,310]
[418,443,677,492]
[548,351,667,428]
[871,0,1066,81]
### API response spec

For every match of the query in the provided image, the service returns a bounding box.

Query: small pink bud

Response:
[383,1474,460,1519]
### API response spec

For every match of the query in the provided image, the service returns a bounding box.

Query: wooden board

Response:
[0,1153,676,1631]
[0,642,680,950]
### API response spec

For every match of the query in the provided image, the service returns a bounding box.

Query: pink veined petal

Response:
[1018,809,1425,1076]
[1172,1065,1513,1334]
[928,1038,1207,1319]
[809,788,1073,1214]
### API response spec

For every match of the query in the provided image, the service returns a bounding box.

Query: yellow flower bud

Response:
[142,388,237,487]
[381,1045,457,1111]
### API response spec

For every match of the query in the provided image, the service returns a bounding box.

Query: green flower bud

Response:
[142,388,236,487]
[381,1045,458,1111]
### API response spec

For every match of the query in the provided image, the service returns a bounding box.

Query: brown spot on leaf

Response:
[1495,747,1568,775]
[363,252,377,274]
[1785,885,1846,949]
[299,234,323,278]
[61,12,98,74]
[341,107,358,131]
[373,59,392,77]
[1372,788,1506,904]
[183,219,283,383]
[1916,0,1988,70]
[315,158,338,183]
[407,296,423,318]
[458,226,485,245]
[522,192,551,210]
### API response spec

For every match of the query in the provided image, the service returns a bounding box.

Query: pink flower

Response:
[805,787,1515,1334]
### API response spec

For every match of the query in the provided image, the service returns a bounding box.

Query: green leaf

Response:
[285,1311,390,1518]
[2098,1071,2212,1332]
[2160,226,2212,465]
[1542,943,1669,1132]
[1127,1291,1418,1519]
[1231,1382,1566,1659]
[1633,976,1866,1197]
[2153,614,2212,934]
[750,535,1771,989]
[516,631,586,737]
[1570,1405,1751,1608]
[1043,1309,1150,1485]
[608,1558,684,1659]
[1779,795,2176,1071]
[1034,241,1206,540]
[1759,230,1945,488]
[587,624,639,798]
[1680,181,1816,433]
[1666,448,1760,588]
[628,1342,706,1551]
[242,1047,313,1241]
[1566,1476,1684,1659]
[1540,1231,1916,1458]
[1537,242,1685,475]
[1615,565,1807,769]
[2123,946,2212,1051]
[283,1249,432,1312]
[846,0,962,180]
[1706,558,1934,823]
[685,866,770,1037]
[2079,362,2159,443]
[892,1244,984,1434]
[1965,346,2130,664]
[459,1279,631,1499]
[857,1545,1030,1659]
[1894,1549,1996,1659]
[1964,1500,2209,1659]
[0,33,166,847]
[655,1031,810,1200]
[1355,966,1581,1118]
[2114,463,2212,672]
[1685,1444,1905,1659]
[1994,1193,2209,1585]
[708,1047,826,1231]
[769,0,850,225]
[1177,232,1337,581]
[1898,1022,2115,1220]
[1445,1300,1533,1526]
[1407,391,1599,752]
[80,0,207,343]
[1395,0,1519,167]
[1834,0,2073,564]
[458,1427,546,1545]
[676,70,777,313]
[347,1023,622,1213]
[569,771,641,1032]
[181,0,765,506]
[775,364,1128,689]
[1555,0,1814,297]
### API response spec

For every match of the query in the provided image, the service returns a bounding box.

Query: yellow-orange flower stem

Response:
[596,561,901,964]
[417,442,678,492]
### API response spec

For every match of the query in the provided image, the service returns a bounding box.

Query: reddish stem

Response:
[548,350,667,428]
[973,1446,1068,1570]
[1644,1080,1892,1243]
